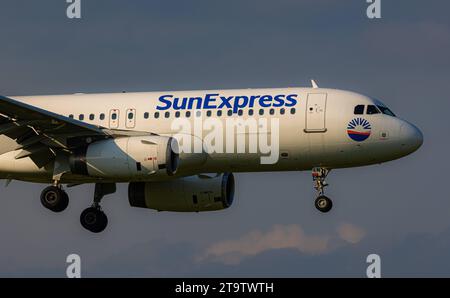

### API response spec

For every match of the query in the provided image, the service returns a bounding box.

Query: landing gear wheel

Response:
[79,183,115,233]
[80,207,108,233]
[315,195,333,213]
[40,186,69,212]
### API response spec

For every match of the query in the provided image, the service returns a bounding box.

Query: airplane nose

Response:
[399,122,423,154]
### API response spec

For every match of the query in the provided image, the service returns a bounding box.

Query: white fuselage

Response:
[0,87,423,183]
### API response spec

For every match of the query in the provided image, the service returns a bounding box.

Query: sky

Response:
[0,0,449,277]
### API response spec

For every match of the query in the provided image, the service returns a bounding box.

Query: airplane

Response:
[0,81,423,233]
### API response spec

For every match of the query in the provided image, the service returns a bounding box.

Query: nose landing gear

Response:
[312,167,333,213]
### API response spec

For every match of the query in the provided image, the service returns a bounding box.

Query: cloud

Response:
[91,225,450,277]
[337,223,366,244]
[198,224,330,265]
[198,223,367,265]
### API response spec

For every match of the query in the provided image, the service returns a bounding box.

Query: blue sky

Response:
[0,0,449,277]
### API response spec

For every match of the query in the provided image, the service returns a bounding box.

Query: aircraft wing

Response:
[0,95,148,167]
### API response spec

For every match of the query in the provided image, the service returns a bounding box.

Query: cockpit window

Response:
[377,105,396,117]
[367,105,380,115]
[354,105,364,115]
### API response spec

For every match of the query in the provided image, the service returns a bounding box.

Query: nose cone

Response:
[399,122,423,154]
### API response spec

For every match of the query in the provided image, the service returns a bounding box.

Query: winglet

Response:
[311,79,319,89]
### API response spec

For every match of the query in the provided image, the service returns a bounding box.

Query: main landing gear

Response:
[40,184,69,212]
[40,182,116,233]
[312,167,333,213]
[80,183,116,233]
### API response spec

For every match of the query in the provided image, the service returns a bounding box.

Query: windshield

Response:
[376,105,396,117]
[371,98,396,117]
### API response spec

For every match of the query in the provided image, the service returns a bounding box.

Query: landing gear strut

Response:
[80,183,116,233]
[312,167,333,213]
[40,184,69,212]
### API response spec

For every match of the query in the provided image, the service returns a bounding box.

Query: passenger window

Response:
[128,112,134,119]
[111,113,117,120]
[259,109,264,116]
[165,112,170,118]
[280,108,285,115]
[290,108,296,114]
[79,114,84,120]
[216,110,222,117]
[100,113,105,120]
[248,109,254,116]
[196,111,202,117]
[206,110,212,117]
[154,112,160,119]
[238,110,243,116]
[175,111,180,118]
[89,114,95,120]
[354,105,365,115]
[185,111,191,118]
[367,105,380,115]
[69,114,74,119]
[269,109,275,115]
[227,110,233,116]
[144,112,149,119]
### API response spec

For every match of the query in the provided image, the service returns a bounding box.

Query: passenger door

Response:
[109,109,120,129]
[126,108,136,129]
[305,93,327,132]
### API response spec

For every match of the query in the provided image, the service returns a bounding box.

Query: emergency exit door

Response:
[305,93,327,132]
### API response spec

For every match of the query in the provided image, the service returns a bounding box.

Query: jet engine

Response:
[128,173,235,212]
[70,136,179,179]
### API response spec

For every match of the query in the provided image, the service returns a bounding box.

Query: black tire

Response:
[40,186,69,212]
[315,195,333,213]
[80,207,108,233]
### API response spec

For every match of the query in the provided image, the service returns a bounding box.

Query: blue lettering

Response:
[273,95,285,107]
[173,97,187,110]
[233,96,249,113]
[259,95,273,107]
[203,94,218,109]
[155,93,298,111]
[218,96,233,109]
[187,97,203,109]
[285,94,298,107]
[157,95,173,110]
[249,95,260,108]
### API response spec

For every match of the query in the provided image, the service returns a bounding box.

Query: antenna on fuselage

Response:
[311,79,319,89]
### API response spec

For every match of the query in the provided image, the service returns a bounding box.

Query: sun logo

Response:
[347,118,372,142]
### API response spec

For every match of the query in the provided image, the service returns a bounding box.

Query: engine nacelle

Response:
[128,173,235,212]
[70,136,179,179]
